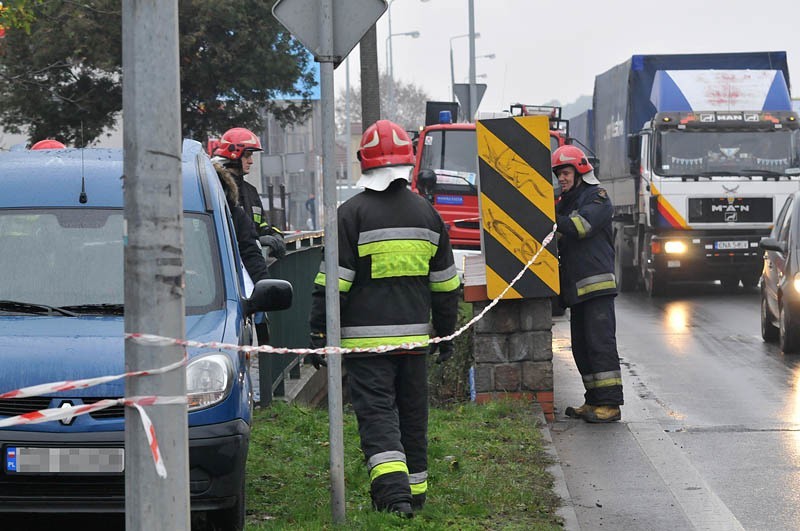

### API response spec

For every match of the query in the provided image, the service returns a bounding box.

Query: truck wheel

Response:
[740,272,760,290]
[614,230,637,292]
[720,276,739,292]
[761,295,779,343]
[645,270,666,297]
[780,303,800,354]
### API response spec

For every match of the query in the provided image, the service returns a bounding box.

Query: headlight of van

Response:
[186,354,233,411]
[794,272,800,294]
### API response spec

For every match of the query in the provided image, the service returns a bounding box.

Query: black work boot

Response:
[411,493,426,512]
[386,501,414,518]
[582,405,621,423]
[565,403,588,418]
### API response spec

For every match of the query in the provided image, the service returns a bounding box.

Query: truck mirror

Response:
[627,135,641,175]
[417,169,437,196]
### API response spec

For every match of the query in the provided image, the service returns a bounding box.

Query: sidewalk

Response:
[544,314,744,531]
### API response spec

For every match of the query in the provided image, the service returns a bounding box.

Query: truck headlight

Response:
[186,354,233,411]
[664,240,687,254]
[794,272,800,294]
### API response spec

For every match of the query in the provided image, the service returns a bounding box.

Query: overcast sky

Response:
[333,0,800,114]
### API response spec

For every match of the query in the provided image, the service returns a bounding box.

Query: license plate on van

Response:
[714,240,748,250]
[6,446,124,474]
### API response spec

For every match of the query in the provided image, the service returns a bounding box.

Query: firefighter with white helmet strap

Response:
[308,120,460,517]
[211,127,286,260]
[553,145,623,423]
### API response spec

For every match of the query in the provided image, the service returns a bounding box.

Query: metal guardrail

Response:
[258,230,323,406]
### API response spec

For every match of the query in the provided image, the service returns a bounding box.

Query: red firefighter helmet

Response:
[357,120,415,172]
[31,139,66,150]
[552,145,592,175]
[212,127,263,161]
[552,145,599,184]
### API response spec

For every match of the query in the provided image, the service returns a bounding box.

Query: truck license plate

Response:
[6,446,124,474]
[714,240,748,250]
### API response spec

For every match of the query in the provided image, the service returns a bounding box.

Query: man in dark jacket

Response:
[212,127,286,260]
[309,120,460,517]
[214,163,269,285]
[553,145,623,423]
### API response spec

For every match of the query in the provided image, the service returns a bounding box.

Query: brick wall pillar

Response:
[472,298,554,421]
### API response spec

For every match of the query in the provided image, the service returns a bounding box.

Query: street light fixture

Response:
[386,30,420,121]
[450,32,480,104]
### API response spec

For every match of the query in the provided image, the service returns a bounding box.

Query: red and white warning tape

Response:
[0,224,557,480]
[0,355,187,478]
[127,224,558,356]
[0,395,184,478]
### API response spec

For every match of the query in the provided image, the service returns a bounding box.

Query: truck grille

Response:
[688,197,772,223]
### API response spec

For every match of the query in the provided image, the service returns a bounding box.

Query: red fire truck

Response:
[412,103,570,250]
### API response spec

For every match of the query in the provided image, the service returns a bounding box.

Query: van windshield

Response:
[0,209,222,315]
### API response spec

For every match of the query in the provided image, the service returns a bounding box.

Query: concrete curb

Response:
[534,403,580,531]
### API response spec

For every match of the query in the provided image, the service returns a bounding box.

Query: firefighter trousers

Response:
[344,353,428,510]
[569,295,624,406]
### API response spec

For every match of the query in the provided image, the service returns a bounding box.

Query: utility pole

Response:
[360,25,382,131]
[122,1,189,530]
[468,0,477,121]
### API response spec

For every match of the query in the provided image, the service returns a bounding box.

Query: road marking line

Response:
[628,420,745,530]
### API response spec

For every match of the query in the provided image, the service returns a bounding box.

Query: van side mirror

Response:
[417,169,437,197]
[244,279,293,315]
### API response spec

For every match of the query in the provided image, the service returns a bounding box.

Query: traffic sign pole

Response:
[272,0,387,524]
[317,0,347,523]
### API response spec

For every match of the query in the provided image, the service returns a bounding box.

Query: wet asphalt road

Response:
[551,281,800,530]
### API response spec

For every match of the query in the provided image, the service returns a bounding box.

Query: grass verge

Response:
[245,399,563,530]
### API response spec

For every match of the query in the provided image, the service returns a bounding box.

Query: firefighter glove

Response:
[307,332,327,370]
[429,340,454,364]
[260,234,287,259]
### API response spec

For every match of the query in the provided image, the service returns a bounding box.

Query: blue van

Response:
[0,140,291,530]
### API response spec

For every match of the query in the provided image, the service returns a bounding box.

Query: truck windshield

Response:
[654,129,800,177]
[419,129,478,194]
[0,209,222,314]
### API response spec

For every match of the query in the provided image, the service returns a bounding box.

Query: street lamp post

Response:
[385,30,420,121]
[449,32,480,112]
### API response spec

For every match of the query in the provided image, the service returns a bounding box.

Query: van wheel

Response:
[207,476,245,531]
[761,295,779,343]
[780,303,800,354]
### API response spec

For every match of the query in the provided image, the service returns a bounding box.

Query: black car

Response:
[759,190,800,353]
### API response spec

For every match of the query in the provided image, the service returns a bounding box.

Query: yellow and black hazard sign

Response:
[476,115,559,299]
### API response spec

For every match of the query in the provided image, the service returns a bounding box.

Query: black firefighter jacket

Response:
[215,165,269,283]
[555,182,617,307]
[309,181,460,353]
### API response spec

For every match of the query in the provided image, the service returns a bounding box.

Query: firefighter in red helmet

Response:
[211,127,286,260]
[308,120,460,516]
[552,145,623,423]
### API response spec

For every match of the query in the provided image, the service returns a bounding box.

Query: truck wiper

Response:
[0,299,78,317]
[60,303,125,315]
[737,169,785,177]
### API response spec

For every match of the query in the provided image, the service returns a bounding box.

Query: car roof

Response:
[0,140,209,212]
